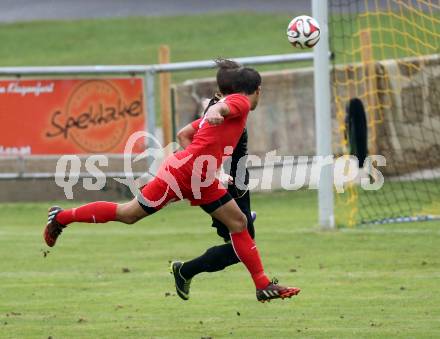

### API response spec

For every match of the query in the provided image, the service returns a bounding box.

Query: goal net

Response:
[329,0,440,226]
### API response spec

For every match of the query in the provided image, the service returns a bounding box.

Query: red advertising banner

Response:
[0,78,145,155]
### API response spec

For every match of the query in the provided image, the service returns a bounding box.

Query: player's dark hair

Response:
[215,58,261,95]
[235,67,262,95]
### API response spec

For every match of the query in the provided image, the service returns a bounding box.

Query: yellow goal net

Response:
[329,0,440,226]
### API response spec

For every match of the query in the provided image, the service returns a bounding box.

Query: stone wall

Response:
[173,55,440,176]
[375,55,440,175]
[173,67,323,158]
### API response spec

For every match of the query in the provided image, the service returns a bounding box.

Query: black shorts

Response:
[199,192,233,214]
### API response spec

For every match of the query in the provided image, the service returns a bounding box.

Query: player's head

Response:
[215,58,262,110]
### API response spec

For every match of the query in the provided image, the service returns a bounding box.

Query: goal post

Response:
[313,0,335,229]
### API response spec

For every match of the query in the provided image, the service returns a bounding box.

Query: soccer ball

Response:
[287,15,321,49]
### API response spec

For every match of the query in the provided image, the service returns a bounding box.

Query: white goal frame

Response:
[313,0,335,229]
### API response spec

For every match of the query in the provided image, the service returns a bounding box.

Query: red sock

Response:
[56,201,117,226]
[230,229,271,289]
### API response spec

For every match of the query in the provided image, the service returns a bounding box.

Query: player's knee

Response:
[116,201,147,225]
[239,214,247,231]
[232,213,247,232]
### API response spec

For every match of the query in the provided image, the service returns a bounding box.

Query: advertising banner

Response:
[0,78,145,155]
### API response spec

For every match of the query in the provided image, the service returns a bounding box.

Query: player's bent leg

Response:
[44,201,119,247]
[183,244,239,276]
[205,197,301,302]
[44,199,149,247]
[171,244,240,300]
[174,202,259,298]
[173,193,257,299]
[207,198,271,289]
[44,175,174,247]
[116,198,150,224]
[234,190,255,239]
[208,199,247,233]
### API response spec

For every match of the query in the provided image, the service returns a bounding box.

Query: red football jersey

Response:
[185,93,251,175]
[147,94,251,205]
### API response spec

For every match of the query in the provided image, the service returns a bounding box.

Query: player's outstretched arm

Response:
[176,123,197,149]
[205,102,230,125]
[177,97,215,147]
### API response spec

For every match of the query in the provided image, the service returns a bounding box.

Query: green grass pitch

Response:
[1,10,440,338]
[1,11,437,74]
[0,12,310,84]
[1,190,439,338]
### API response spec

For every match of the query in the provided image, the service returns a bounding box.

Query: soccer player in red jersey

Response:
[170,92,258,301]
[44,59,300,302]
